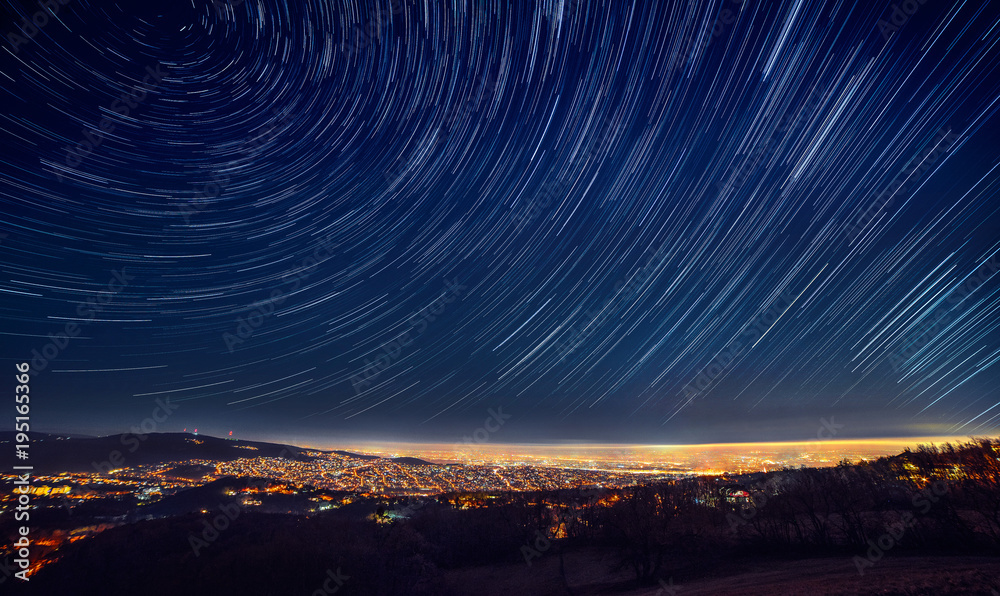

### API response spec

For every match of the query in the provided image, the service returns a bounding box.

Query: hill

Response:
[0,432,315,473]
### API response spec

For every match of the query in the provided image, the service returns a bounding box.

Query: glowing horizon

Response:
[327,434,979,452]
[313,435,985,473]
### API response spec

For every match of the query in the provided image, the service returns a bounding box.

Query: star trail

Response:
[0,0,998,444]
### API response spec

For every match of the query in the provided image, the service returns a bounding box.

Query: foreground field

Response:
[445,551,1000,596]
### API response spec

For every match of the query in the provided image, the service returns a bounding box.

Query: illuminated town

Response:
[1,432,984,583]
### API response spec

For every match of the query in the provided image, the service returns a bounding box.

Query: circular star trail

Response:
[1,0,998,443]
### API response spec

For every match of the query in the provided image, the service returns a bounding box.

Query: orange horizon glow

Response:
[324,435,980,453]
[296,435,988,474]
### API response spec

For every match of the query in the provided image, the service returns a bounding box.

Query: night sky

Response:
[1,0,998,446]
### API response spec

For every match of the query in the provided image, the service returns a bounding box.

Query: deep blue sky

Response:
[1,0,998,445]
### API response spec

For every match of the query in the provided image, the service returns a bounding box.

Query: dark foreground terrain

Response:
[5,438,1000,595]
[7,510,1000,596]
